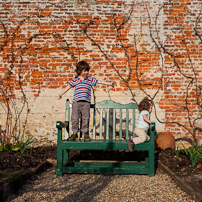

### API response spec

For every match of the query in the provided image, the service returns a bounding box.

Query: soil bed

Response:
[0,146,202,195]
[158,148,202,194]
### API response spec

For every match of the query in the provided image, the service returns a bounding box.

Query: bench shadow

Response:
[59,174,115,202]
[14,171,116,202]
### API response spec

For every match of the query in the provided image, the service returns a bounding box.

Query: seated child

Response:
[127,97,154,151]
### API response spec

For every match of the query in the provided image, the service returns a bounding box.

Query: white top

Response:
[136,110,150,132]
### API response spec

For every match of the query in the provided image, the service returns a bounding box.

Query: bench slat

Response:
[93,108,96,139]
[66,162,147,168]
[94,100,138,109]
[60,139,154,150]
[113,109,116,140]
[65,99,70,139]
[119,109,122,140]
[106,108,110,139]
[133,108,135,137]
[126,109,129,140]
[62,164,149,175]
[99,109,103,139]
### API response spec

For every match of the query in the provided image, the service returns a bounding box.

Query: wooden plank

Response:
[95,100,138,109]
[126,109,129,139]
[65,99,70,122]
[69,162,146,168]
[99,109,103,139]
[62,164,149,174]
[79,160,144,163]
[56,127,63,176]
[119,109,122,140]
[113,109,116,140]
[106,108,109,139]
[65,99,70,139]
[133,108,135,137]
[93,108,96,139]
[60,140,152,150]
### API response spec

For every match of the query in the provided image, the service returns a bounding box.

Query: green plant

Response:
[13,135,34,154]
[181,143,202,167]
[175,143,181,157]
[0,142,20,152]
[0,144,4,152]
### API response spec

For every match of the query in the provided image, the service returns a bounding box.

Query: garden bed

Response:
[0,146,202,198]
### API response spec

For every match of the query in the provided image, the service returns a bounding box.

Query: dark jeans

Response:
[71,101,90,134]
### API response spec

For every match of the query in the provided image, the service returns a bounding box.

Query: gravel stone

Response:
[6,168,195,202]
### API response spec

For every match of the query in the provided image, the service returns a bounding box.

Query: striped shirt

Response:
[69,76,98,102]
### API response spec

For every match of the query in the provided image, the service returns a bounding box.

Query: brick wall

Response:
[0,0,201,146]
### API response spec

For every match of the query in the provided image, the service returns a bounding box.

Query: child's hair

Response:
[138,97,153,112]
[75,61,90,75]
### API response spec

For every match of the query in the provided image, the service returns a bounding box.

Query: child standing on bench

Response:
[58,60,114,141]
[127,97,154,151]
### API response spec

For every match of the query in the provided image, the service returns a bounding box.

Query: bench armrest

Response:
[56,121,69,129]
[149,123,156,142]
[150,123,155,131]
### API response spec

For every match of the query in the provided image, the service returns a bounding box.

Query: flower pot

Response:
[156,132,175,150]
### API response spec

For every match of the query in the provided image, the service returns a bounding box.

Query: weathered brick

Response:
[0,0,201,144]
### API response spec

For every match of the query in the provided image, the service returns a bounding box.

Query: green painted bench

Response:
[56,99,156,176]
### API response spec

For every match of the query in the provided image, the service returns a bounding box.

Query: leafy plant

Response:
[0,144,4,152]
[0,142,20,152]
[0,135,34,154]
[5,143,13,151]
[181,143,202,167]
[175,143,181,157]
[13,135,34,154]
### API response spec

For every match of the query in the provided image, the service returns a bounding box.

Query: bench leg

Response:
[56,169,63,176]
[56,149,69,176]
[56,147,63,177]
[145,156,148,167]
[148,149,155,177]
[63,149,69,165]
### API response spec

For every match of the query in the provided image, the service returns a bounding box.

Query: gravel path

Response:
[6,168,195,202]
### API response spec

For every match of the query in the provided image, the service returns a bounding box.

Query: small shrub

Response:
[13,135,34,154]
[180,143,202,167]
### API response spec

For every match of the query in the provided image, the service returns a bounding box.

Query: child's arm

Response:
[97,80,115,87]
[58,85,72,100]
[143,114,152,124]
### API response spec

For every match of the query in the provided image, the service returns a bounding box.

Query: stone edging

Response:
[0,161,51,202]
[158,161,202,202]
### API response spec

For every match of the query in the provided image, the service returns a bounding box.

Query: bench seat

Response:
[57,138,154,150]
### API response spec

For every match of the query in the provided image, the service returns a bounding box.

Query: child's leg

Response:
[132,127,150,145]
[80,102,90,140]
[71,102,80,135]
[127,140,134,151]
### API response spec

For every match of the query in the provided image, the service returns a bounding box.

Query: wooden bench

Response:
[56,99,156,177]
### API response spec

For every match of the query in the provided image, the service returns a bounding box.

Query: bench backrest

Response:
[65,99,138,140]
